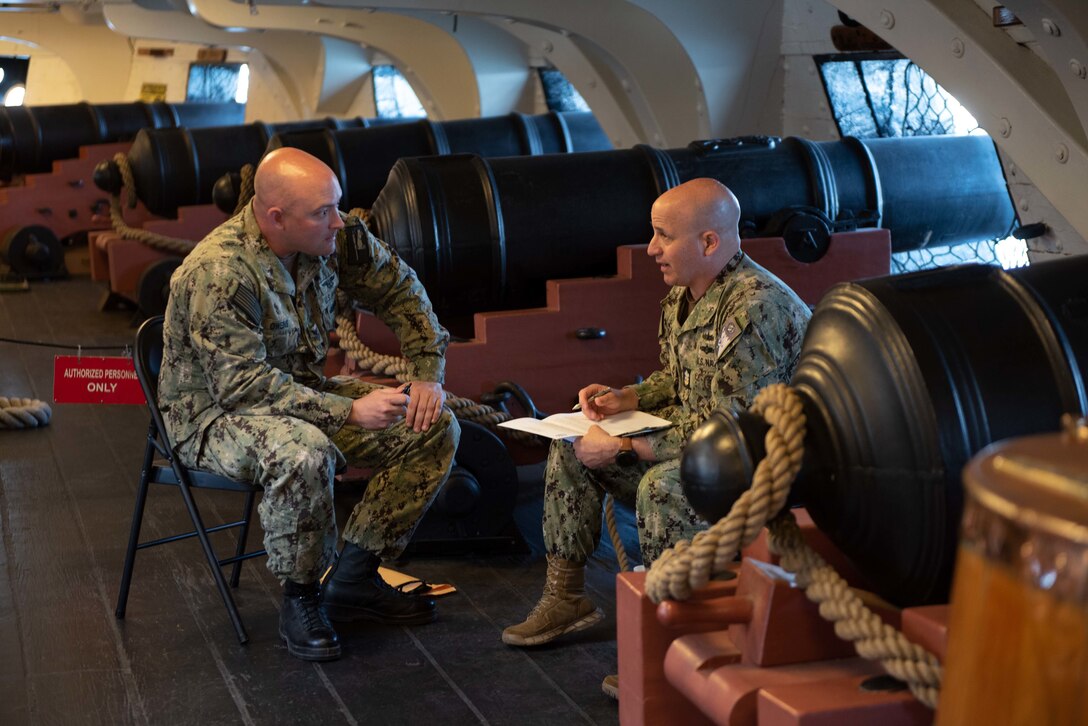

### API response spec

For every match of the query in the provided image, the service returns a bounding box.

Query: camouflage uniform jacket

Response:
[159,202,449,451]
[630,251,810,461]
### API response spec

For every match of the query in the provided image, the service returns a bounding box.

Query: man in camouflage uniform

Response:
[503,178,810,651]
[160,147,460,662]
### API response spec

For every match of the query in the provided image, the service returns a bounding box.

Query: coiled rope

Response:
[644,383,942,708]
[0,396,52,429]
[604,493,631,572]
[107,153,197,256]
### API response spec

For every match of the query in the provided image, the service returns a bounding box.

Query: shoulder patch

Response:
[231,284,263,329]
[341,224,371,266]
[717,312,749,356]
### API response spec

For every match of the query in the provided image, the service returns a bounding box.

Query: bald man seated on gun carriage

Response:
[503,178,811,656]
[159,147,460,661]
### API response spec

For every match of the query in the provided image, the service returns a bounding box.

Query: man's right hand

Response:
[346,387,410,430]
[578,384,638,422]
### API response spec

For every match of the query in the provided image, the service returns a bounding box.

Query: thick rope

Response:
[332,293,532,435]
[643,383,943,708]
[108,153,197,255]
[767,513,942,708]
[0,396,52,429]
[604,494,631,572]
[233,164,256,216]
[645,383,805,602]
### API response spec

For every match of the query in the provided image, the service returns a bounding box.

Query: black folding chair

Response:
[116,315,266,644]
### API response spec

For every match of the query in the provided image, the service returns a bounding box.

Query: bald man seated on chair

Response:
[158,147,460,661]
[502,179,811,653]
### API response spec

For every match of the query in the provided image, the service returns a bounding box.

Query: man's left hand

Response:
[573,425,623,470]
[404,381,445,433]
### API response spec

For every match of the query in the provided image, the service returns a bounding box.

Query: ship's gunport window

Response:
[186,62,249,105]
[816,51,1027,270]
[373,65,426,119]
[538,67,590,113]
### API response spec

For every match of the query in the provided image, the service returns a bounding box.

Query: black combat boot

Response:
[279,580,341,661]
[322,543,437,625]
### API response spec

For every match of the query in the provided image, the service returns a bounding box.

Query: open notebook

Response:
[498,410,673,440]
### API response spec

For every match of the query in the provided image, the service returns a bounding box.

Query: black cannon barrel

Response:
[104,116,373,217]
[0,101,244,181]
[253,111,612,213]
[370,134,1015,322]
[681,254,1087,607]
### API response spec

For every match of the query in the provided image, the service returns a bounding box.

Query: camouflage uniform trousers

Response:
[177,377,460,584]
[541,436,707,566]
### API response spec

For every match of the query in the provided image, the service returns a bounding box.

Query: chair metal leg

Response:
[116,433,156,619]
[229,491,258,588]
[175,475,249,644]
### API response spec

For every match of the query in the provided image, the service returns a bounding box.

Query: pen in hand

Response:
[572,387,613,412]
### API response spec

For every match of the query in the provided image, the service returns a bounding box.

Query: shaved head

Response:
[252,147,344,259]
[647,178,743,299]
[655,178,741,254]
[254,147,338,214]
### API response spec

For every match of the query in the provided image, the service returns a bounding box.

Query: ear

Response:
[267,206,286,230]
[701,230,720,256]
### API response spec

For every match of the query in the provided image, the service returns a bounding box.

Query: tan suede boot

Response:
[501,556,603,646]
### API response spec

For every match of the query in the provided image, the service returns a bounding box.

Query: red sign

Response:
[53,356,146,405]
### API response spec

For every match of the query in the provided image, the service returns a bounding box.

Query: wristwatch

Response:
[615,437,639,467]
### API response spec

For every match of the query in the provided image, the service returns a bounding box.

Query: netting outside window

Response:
[816,52,1026,272]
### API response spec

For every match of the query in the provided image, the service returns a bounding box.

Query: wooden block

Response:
[617,571,720,726]
[87,231,112,282]
[728,558,882,667]
[757,674,933,725]
[666,638,881,725]
[102,233,175,300]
